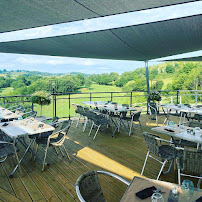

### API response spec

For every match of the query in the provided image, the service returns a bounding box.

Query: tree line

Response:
[0,61,201,96]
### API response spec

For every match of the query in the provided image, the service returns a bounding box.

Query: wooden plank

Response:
[0,164,14,195]
[21,160,61,202]
[2,157,32,201]
[0,187,22,202]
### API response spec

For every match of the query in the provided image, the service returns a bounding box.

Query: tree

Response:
[31,91,51,116]
[76,73,85,86]
[166,65,175,74]
[84,78,93,89]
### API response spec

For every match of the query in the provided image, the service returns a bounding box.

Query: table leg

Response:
[10,138,35,177]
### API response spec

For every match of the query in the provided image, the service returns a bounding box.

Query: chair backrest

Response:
[132,111,142,121]
[142,132,160,157]
[187,121,202,129]
[178,149,202,174]
[75,170,105,202]
[22,111,37,119]
[148,103,157,115]
[72,103,78,110]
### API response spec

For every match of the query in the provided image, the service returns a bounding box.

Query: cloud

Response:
[16,56,96,66]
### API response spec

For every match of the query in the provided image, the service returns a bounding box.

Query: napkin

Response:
[136,186,157,199]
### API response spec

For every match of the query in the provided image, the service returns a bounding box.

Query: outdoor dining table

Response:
[158,104,202,125]
[0,106,23,121]
[121,176,202,202]
[151,125,202,149]
[82,101,137,136]
[0,117,55,177]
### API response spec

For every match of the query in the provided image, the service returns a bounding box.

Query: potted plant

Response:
[148,91,162,116]
[31,91,51,119]
[148,90,162,104]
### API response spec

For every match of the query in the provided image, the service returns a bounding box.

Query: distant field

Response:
[0,87,13,95]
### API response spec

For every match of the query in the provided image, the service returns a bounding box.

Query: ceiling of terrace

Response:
[0,14,201,61]
[0,0,200,33]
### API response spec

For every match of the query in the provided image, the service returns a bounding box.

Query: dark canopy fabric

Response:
[162,56,202,61]
[0,0,200,33]
[0,15,201,61]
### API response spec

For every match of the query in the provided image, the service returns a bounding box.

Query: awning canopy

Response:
[0,0,200,33]
[161,56,202,61]
[0,15,201,61]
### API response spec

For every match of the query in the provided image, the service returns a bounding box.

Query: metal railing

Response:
[0,90,201,119]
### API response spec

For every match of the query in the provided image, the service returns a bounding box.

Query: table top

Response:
[151,125,202,144]
[82,101,137,113]
[0,118,55,138]
[158,104,202,115]
[0,106,22,120]
[121,176,202,202]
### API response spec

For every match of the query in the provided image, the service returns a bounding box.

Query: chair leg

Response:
[141,151,150,176]
[93,125,101,140]
[53,146,59,155]
[59,147,64,156]
[71,113,76,124]
[42,145,49,171]
[63,145,71,162]
[139,121,142,132]
[197,174,202,189]
[129,120,133,136]
[76,115,81,128]
[89,122,94,136]
[34,143,39,161]
[157,160,167,180]
[83,117,88,132]
[178,169,181,185]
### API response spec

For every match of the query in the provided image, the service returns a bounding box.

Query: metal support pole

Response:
[145,61,150,113]
[111,92,113,102]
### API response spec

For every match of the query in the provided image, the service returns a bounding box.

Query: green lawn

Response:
[0,87,13,95]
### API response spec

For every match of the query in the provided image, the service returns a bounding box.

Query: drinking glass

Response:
[169,121,174,128]
[181,179,194,200]
[151,193,164,202]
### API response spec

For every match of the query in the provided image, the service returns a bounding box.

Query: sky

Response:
[0,1,201,74]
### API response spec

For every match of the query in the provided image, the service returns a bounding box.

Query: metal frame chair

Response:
[22,111,37,119]
[75,170,130,202]
[148,103,159,126]
[35,120,71,171]
[121,107,142,136]
[177,148,202,188]
[141,132,176,180]
[41,116,59,126]
[88,111,110,140]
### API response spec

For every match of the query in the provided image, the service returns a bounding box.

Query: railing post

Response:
[52,94,54,117]
[176,91,179,104]
[31,99,34,111]
[54,94,57,117]
[195,90,198,105]
[69,94,71,120]
[90,93,92,101]
[130,92,132,106]
[111,92,113,102]
[3,97,5,108]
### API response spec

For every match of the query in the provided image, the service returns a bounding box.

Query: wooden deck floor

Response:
[0,114,193,201]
